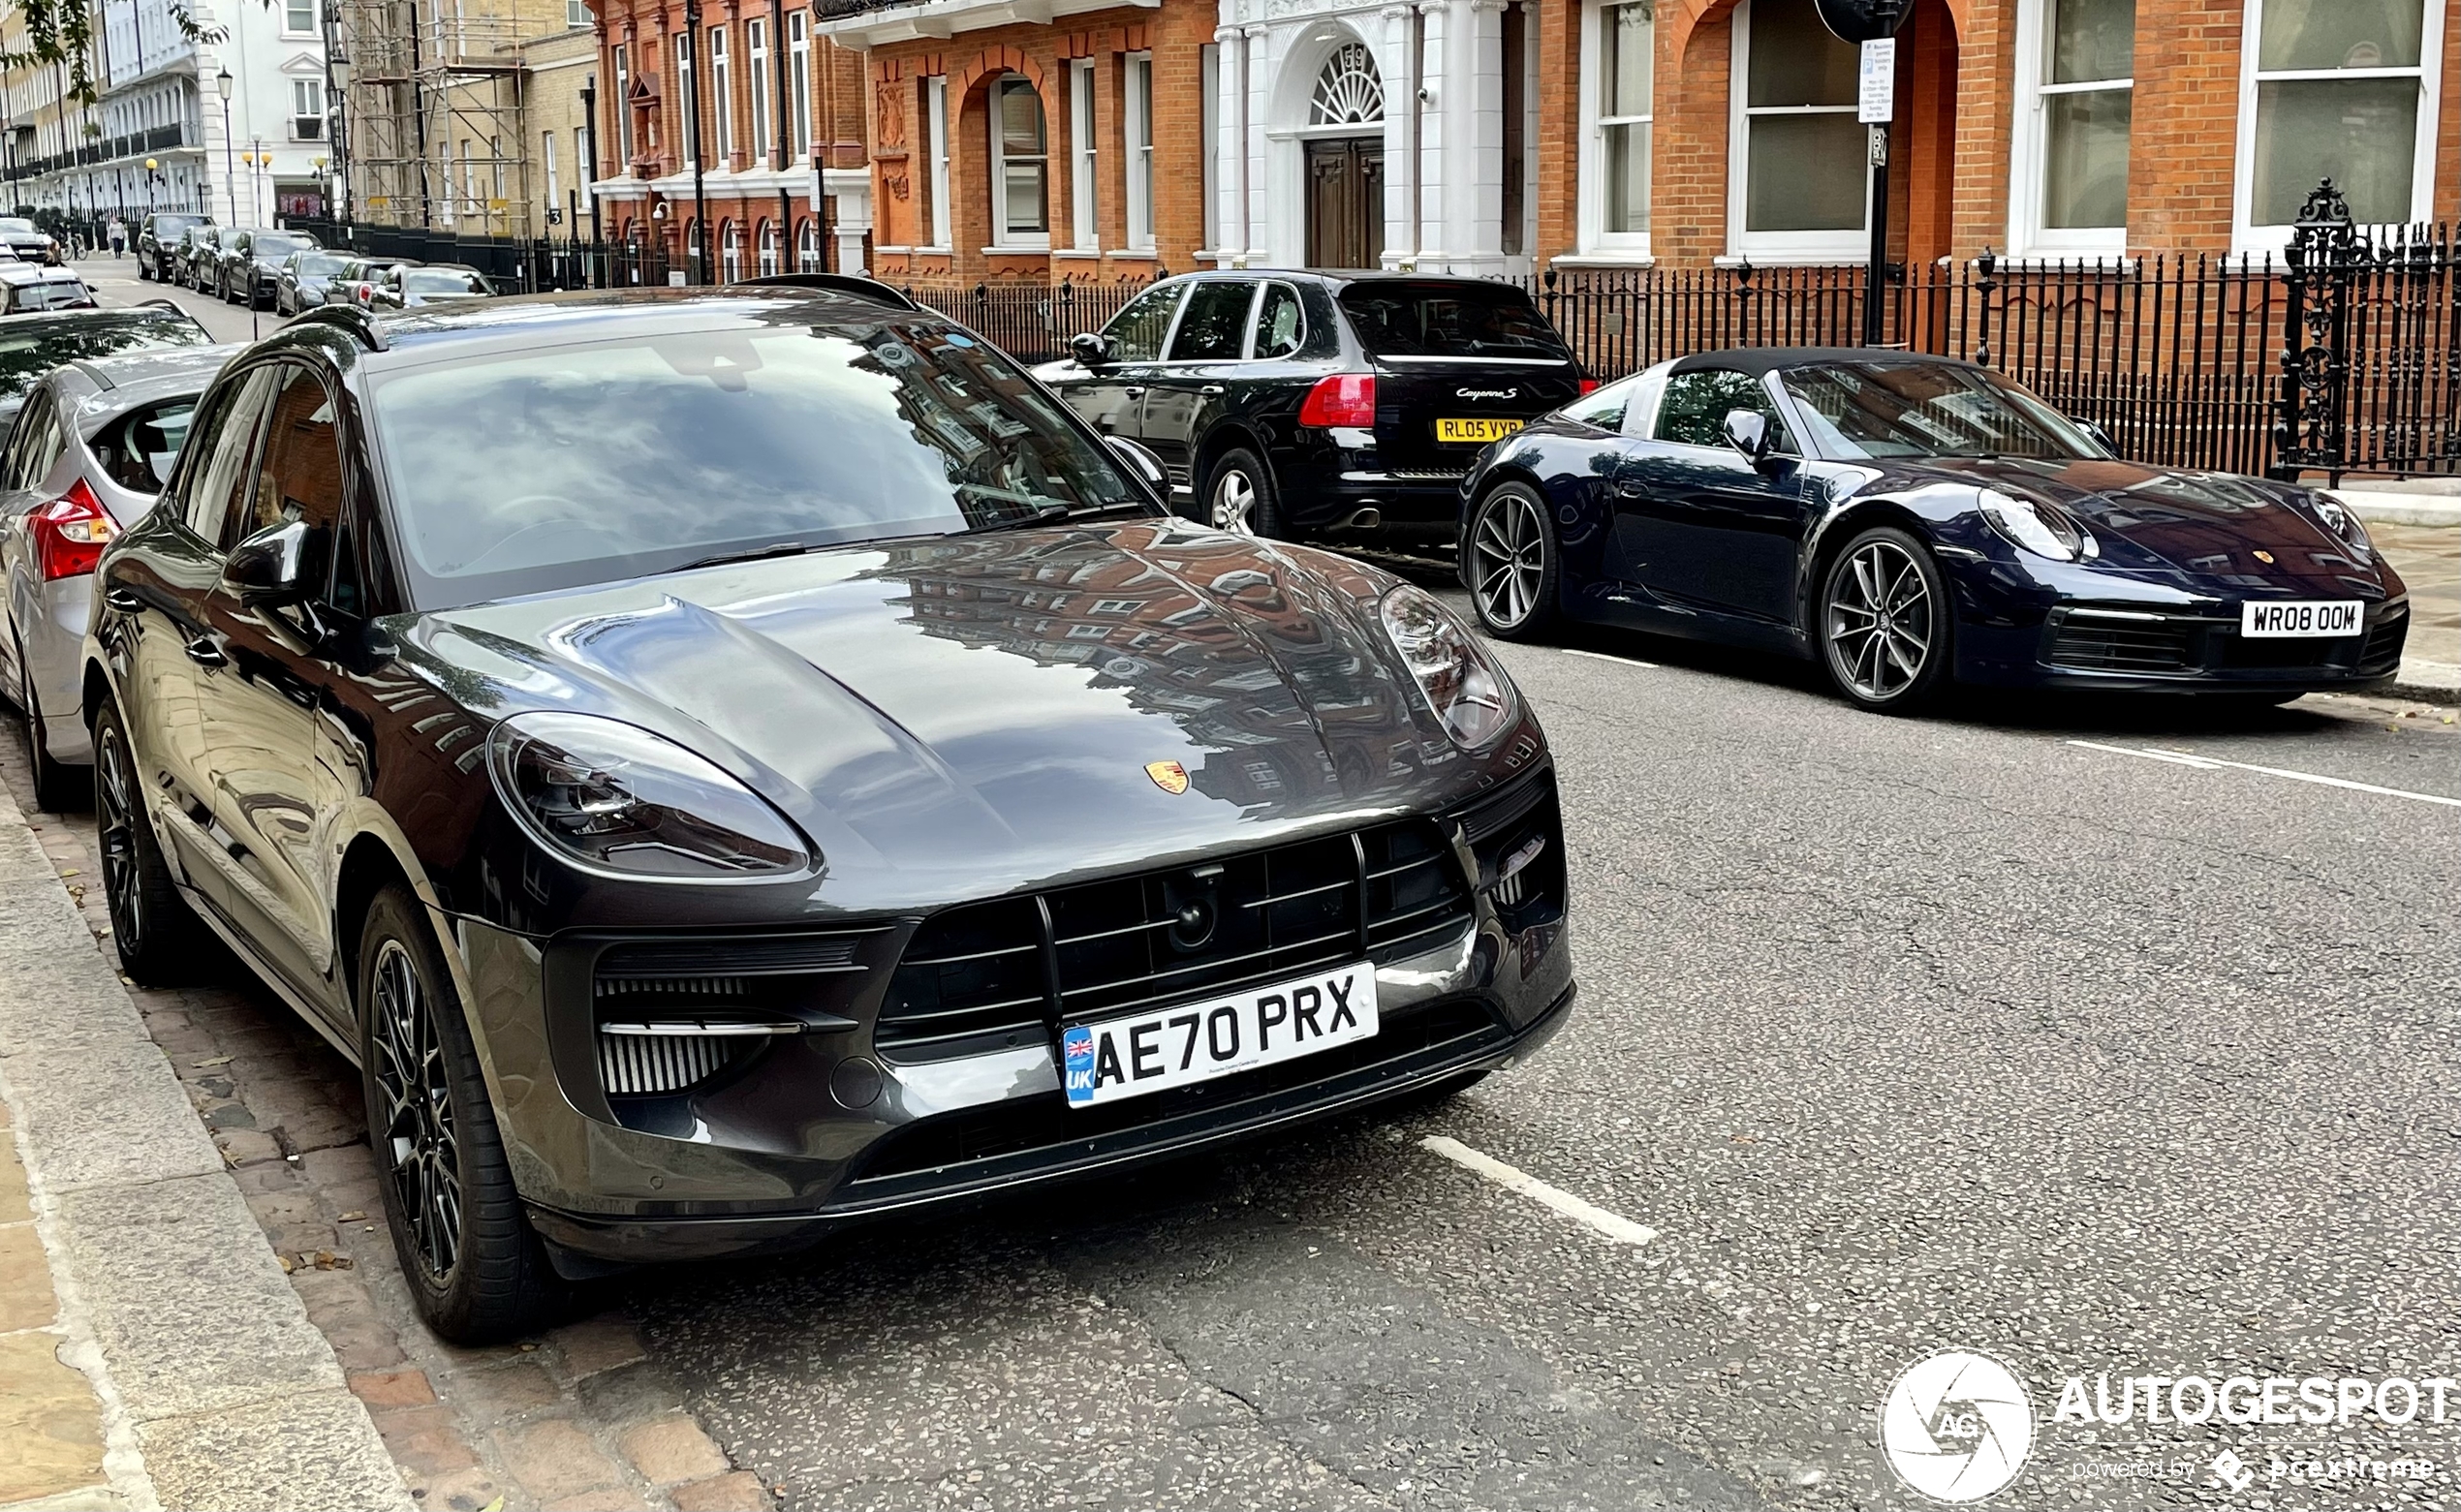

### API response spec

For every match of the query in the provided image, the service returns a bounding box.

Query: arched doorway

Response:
[1304,43,1385,268]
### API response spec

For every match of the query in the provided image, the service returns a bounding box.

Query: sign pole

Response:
[1857,36,1895,347]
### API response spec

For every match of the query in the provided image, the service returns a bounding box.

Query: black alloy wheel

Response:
[17,651,83,813]
[1203,447,1284,539]
[358,885,564,1342]
[1820,525,1951,712]
[1465,483,1560,640]
[92,701,206,985]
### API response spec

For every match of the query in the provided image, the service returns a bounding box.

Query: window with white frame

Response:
[789,12,813,159]
[922,75,951,249]
[722,221,743,279]
[291,77,326,140]
[286,0,316,33]
[1070,59,1097,248]
[797,216,821,270]
[544,130,560,206]
[989,76,1048,247]
[747,18,770,166]
[1125,52,1155,251]
[613,45,631,160]
[2238,0,2439,240]
[709,26,733,160]
[759,220,781,273]
[676,33,697,163]
[577,126,591,183]
[1729,0,1865,258]
[1578,0,1653,254]
[567,0,586,26]
[2012,0,2134,252]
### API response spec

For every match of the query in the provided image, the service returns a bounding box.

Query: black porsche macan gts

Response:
[81,279,1573,1342]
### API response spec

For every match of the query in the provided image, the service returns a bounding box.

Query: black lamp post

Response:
[580,74,603,243]
[216,66,237,225]
[1812,0,1911,346]
[681,0,709,283]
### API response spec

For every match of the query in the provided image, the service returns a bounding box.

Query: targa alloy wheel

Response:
[370,938,463,1284]
[1822,527,1948,710]
[1472,489,1548,631]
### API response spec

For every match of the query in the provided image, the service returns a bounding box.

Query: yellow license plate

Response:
[1436,417,1525,445]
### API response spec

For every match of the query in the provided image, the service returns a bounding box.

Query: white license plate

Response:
[1060,962,1377,1108]
[2240,600,2364,638]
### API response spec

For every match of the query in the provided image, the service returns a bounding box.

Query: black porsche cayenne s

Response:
[1037,272,1585,544]
[82,281,1573,1342]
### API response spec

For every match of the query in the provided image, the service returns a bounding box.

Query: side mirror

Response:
[1069,331,1113,368]
[2079,420,2116,454]
[1105,434,1168,492]
[1722,408,1773,462]
[222,518,314,606]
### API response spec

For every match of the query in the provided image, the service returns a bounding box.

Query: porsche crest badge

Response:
[2254,549,2276,565]
[1145,759,1190,794]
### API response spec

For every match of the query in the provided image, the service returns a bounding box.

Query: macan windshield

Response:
[1778,361,2109,462]
[368,317,1153,609]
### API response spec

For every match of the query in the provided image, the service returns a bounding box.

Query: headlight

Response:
[486,711,812,879]
[1379,584,1518,750]
[1978,487,2096,563]
[2307,492,2373,558]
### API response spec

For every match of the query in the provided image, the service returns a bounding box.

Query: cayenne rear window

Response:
[1338,285,1571,360]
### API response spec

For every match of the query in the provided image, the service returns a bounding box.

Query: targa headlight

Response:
[1978,487,2096,563]
[2307,492,2373,559]
[1379,583,1518,750]
[486,712,812,879]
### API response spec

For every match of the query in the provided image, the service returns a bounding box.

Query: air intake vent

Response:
[597,1028,732,1095]
[2045,619,2196,672]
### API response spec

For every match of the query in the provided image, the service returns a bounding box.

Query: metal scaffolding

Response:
[334,0,539,236]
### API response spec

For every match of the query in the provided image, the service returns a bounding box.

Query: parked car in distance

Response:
[1457,347,2412,711]
[1037,272,1585,545]
[368,262,494,308]
[219,228,322,308]
[84,283,1570,1342]
[0,265,98,314]
[275,249,353,315]
[0,343,235,807]
[325,255,416,309]
[179,226,227,291]
[0,217,62,265]
[137,212,212,282]
[0,306,214,428]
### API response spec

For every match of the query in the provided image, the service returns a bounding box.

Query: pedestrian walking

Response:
[107,216,126,258]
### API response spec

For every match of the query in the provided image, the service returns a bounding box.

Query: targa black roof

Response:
[1668,346,1984,378]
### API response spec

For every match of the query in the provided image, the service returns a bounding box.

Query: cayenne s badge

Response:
[2254,550,2276,564]
[1146,759,1191,794]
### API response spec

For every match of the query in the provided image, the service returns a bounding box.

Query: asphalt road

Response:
[61,259,2461,1509]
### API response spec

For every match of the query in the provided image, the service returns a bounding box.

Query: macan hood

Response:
[1902,455,2387,590]
[405,518,1516,909]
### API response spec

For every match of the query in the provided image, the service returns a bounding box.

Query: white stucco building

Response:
[1208,0,1537,276]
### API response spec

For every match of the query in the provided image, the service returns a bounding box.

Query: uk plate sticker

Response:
[1062,1025,1099,1105]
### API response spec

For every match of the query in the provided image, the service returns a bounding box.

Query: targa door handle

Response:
[105,587,144,612]
[182,634,228,668]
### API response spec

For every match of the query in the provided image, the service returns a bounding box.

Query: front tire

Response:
[1202,447,1284,539]
[93,700,209,985]
[1819,525,1952,713]
[1464,482,1561,641]
[358,885,566,1343]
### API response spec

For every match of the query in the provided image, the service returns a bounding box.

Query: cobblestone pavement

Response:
[0,738,770,1512]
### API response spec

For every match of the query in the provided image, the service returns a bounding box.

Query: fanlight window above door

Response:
[1310,43,1385,126]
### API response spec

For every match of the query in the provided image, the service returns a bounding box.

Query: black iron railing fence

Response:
[272,183,2455,478]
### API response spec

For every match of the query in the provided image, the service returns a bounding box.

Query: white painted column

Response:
[1454,0,1508,274]
[1412,0,1449,266]
[1379,2,1415,268]
[1216,20,1248,264]
[1243,25,1271,265]
[825,168,871,275]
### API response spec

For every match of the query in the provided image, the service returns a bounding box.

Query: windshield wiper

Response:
[673,540,815,572]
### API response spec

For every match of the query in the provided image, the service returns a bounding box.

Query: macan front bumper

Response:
[455,767,1575,1271]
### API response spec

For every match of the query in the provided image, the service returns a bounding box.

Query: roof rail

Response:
[293,303,389,353]
[730,272,919,310]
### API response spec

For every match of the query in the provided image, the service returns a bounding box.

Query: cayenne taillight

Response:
[1297,373,1377,429]
[1578,379,1601,396]
[32,479,115,581]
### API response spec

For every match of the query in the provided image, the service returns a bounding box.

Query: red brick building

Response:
[587,0,878,275]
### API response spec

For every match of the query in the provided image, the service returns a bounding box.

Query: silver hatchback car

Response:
[1,344,237,807]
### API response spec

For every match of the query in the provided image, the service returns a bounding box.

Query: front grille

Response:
[2360,605,2410,674]
[853,998,1504,1180]
[873,820,1475,1063]
[2046,619,2196,672]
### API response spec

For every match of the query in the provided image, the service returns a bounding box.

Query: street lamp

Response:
[216,66,237,226]
[144,158,161,213]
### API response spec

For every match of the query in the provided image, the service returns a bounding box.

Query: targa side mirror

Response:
[1070,331,1113,368]
[222,518,315,607]
[2079,420,2117,454]
[1105,434,1168,492]
[1722,408,1773,462]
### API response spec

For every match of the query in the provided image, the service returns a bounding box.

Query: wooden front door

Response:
[1305,137,1385,270]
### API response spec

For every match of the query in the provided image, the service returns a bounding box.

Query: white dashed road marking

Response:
[1421,1135,1658,1247]
[2067,739,2461,809]
[1563,648,1662,669]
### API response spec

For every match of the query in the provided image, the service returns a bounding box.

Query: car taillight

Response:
[1578,379,1601,395]
[32,479,115,581]
[1297,373,1377,429]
